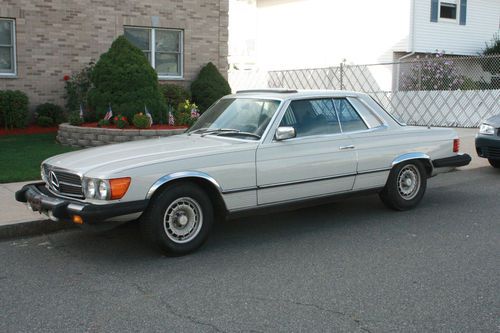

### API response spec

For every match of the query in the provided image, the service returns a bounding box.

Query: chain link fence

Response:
[228,55,500,127]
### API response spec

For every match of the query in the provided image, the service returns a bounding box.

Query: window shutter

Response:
[459,0,467,25]
[430,0,439,22]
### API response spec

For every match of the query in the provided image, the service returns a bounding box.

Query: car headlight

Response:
[479,124,495,135]
[84,179,96,198]
[97,180,110,200]
[83,177,131,200]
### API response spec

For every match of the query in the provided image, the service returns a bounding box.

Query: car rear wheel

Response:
[488,159,500,168]
[142,182,214,256]
[379,160,427,211]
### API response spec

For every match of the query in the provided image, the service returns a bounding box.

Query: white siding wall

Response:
[413,0,500,55]
[251,0,412,69]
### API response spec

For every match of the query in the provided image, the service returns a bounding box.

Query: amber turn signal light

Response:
[72,215,83,224]
[109,177,131,200]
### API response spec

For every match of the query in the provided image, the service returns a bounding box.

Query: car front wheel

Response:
[142,182,214,256]
[488,159,500,168]
[379,160,427,211]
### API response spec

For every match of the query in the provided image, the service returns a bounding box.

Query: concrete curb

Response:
[0,219,75,240]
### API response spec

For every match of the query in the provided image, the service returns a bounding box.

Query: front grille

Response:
[43,164,84,199]
[483,146,500,159]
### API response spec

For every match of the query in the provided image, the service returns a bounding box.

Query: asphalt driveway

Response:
[1,166,499,332]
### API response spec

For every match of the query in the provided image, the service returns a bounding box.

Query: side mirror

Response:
[275,126,296,141]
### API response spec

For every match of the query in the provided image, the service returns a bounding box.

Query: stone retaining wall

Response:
[57,123,186,148]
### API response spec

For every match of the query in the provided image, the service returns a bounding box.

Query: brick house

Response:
[0,0,229,108]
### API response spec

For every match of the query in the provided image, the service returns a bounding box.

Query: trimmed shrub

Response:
[0,90,29,129]
[97,119,110,127]
[160,83,190,108]
[132,113,151,129]
[190,62,231,112]
[36,116,54,127]
[88,36,166,122]
[36,103,66,124]
[68,112,83,126]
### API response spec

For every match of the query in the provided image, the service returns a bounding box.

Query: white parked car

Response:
[16,90,471,255]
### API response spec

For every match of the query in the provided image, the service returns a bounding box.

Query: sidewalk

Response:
[0,128,489,240]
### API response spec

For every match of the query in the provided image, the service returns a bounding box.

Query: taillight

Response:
[453,139,460,153]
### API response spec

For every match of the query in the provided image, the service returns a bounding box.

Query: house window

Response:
[0,19,16,76]
[440,2,457,19]
[124,26,183,79]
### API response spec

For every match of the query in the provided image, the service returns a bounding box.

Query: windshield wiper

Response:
[215,130,261,139]
[199,128,240,137]
[200,128,261,139]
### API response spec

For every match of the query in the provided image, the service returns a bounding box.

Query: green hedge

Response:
[0,90,29,129]
[191,62,231,112]
[88,36,166,122]
[160,83,191,109]
[36,103,66,124]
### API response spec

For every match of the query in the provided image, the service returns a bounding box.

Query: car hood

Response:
[484,114,500,127]
[43,134,258,177]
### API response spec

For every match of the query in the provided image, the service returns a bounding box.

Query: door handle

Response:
[339,145,355,150]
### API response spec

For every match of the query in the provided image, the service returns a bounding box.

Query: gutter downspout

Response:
[395,0,416,90]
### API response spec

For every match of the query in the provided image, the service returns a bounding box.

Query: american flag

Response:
[79,104,84,120]
[144,105,153,125]
[104,104,113,120]
[168,111,175,126]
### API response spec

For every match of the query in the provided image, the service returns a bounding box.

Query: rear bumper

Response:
[475,135,500,160]
[432,153,471,168]
[15,182,148,225]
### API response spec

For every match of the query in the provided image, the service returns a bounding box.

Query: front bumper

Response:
[432,153,471,168]
[15,182,148,225]
[475,134,500,160]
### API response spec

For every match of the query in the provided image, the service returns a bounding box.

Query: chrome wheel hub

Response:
[163,197,203,244]
[397,164,421,200]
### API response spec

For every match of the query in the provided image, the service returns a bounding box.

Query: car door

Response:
[338,97,395,191]
[256,98,357,205]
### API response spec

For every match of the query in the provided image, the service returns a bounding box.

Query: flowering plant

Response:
[400,52,464,91]
[176,99,200,126]
[113,114,129,129]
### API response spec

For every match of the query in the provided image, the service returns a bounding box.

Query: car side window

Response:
[333,98,368,132]
[347,97,384,128]
[279,99,341,138]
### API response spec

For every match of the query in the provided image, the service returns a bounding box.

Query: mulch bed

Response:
[81,122,188,130]
[0,123,188,136]
[0,125,59,136]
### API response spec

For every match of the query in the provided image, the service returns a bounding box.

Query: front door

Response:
[256,98,357,205]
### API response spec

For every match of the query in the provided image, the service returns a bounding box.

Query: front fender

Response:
[146,171,223,199]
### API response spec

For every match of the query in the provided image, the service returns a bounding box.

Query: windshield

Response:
[188,98,281,140]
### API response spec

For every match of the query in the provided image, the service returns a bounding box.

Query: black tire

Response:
[488,159,500,168]
[141,182,214,256]
[379,160,427,211]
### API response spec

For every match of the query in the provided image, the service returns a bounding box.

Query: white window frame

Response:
[438,0,459,23]
[0,18,17,77]
[124,26,183,80]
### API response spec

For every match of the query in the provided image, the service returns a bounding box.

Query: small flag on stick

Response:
[104,104,113,120]
[145,105,153,126]
[168,111,175,126]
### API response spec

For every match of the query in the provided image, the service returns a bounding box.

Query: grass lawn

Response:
[0,133,79,183]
